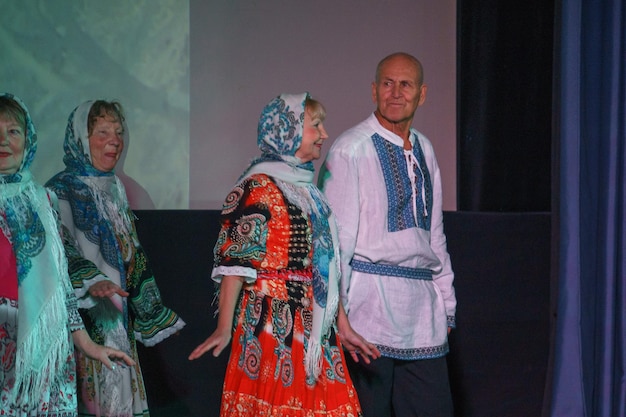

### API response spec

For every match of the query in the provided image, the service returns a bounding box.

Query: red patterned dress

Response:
[213,174,362,417]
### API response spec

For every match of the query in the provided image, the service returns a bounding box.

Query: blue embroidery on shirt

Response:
[412,136,433,230]
[371,133,433,232]
[377,341,449,360]
[350,259,432,280]
[372,134,414,231]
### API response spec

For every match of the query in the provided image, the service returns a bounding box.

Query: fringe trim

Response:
[272,179,330,221]
[324,293,339,337]
[81,175,134,245]
[8,182,75,407]
[305,292,339,381]
[304,338,323,380]
[9,284,71,407]
[88,297,125,332]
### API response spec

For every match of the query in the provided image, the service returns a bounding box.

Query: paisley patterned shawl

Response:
[246,92,315,173]
[46,101,130,273]
[0,93,73,406]
[45,100,185,345]
[240,93,341,379]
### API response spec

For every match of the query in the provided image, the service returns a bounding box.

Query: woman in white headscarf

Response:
[0,93,133,416]
[46,100,185,417]
[189,93,380,416]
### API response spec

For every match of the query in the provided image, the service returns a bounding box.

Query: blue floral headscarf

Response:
[60,100,129,178]
[246,92,314,174]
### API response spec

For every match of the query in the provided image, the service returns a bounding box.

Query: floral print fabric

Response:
[214,174,362,417]
[0,297,81,417]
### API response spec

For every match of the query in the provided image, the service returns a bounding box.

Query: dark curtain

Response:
[457,0,553,211]
[548,0,626,415]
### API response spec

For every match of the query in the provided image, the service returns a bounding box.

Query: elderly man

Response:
[319,52,456,417]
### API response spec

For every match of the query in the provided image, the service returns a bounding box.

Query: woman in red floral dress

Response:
[189,93,380,416]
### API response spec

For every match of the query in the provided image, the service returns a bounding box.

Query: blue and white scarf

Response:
[241,93,340,379]
[0,93,73,406]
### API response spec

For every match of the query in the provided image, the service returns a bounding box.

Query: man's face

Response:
[371,55,427,126]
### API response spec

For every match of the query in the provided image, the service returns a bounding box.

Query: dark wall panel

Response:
[133,210,550,417]
[458,0,554,211]
[445,212,550,417]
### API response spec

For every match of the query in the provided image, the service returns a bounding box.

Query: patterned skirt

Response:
[75,319,149,417]
[221,278,362,417]
[0,297,77,417]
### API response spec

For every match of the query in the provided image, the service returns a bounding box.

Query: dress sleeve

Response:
[65,286,85,332]
[319,143,361,306]
[59,222,110,309]
[46,189,86,331]
[211,175,273,283]
[60,223,106,286]
[128,258,186,346]
[126,215,186,346]
[48,189,109,309]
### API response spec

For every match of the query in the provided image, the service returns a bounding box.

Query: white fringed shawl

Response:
[1,173,73,407]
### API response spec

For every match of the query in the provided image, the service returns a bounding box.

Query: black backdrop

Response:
[457,0,554,211]
[129,1,558,415]
[134,210,550,417]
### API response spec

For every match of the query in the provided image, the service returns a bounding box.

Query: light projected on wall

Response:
[4,1,456,210]
[1,0,189,209]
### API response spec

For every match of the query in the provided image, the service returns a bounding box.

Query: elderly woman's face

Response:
[0,114,26,174]
[295,109,329,163]
[89,115,124,172]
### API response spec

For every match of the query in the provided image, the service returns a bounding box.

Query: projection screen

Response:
[2,0,456,210]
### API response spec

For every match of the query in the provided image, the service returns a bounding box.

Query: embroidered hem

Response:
[377,341,449,360]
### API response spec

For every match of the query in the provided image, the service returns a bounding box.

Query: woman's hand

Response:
[188,327,232,360]
[188,275,244,361]
[336,303,381,364]
[89,280,129,298]
[72,329,135,370]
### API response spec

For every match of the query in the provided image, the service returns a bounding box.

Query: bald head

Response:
[375,52,424,86]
